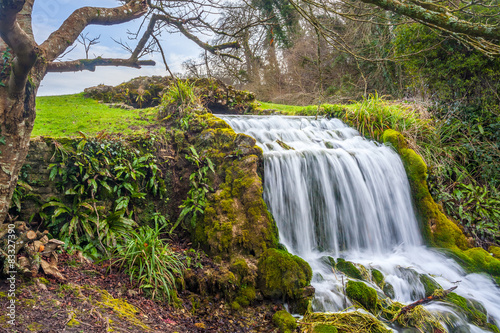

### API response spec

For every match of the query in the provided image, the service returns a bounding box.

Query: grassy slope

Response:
[33,93,157,137]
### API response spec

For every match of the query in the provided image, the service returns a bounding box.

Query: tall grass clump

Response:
[158,79,202,120]
[336,93,434,146]
[112,222,185,301]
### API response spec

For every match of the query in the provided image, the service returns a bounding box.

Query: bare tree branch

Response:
[78,33,101,59]
[46,57,155,73]
[0,0,38,96]
[40,1,149,62]
[357,0,500,40]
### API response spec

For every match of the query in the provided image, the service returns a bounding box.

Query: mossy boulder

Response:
[257,248,312,300]
[84,77,256,112]
[445,292,500,332]
[336,259,363,280]
[273,310,297,333]
[419,275,441,298]
[345,280,378,312]
[382,129,500,280]
[189,114,278,258]
[193,154,278,257]
[488,246,500,259]
[320,256,336,268]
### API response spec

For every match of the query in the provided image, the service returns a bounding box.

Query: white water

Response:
[220,115,500,332]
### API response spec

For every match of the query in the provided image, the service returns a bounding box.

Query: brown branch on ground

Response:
[392,286,458,322]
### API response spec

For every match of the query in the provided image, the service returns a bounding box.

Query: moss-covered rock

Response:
[312,323,338,333]
[257,248,312,300]
[418,275,441,297]
[382,129,500,280]
[489,246,500,259]
[383,283,395,299]
[193,154,278,257]
[320,256,336,268]
[84,77,256,112]
[273,310,297,333]
[302,311,391,333]
[336,259,363,280]
[445,292,500,332]
[345,280,378,312]
[371,269,384,288]
[189,114,278,258]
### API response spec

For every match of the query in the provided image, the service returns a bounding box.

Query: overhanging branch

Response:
[46,57,156,73]
[41,1,149,62]
[358,0,500,41]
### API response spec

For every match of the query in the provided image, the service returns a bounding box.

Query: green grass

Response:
[259,101,306,115]
[258,96,433,146]
[33,93,157,137]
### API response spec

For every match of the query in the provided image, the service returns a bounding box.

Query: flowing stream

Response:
[219,115,500,332]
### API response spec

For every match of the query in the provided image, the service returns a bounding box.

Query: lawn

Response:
[33,93,157,137]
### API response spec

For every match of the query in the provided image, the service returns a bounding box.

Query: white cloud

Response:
[32,2,212,96]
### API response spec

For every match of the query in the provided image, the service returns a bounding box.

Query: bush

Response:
[112,222,185,301]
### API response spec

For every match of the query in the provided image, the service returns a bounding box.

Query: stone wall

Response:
[16,140,59,222]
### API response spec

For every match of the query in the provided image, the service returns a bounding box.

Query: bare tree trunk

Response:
[242,30,259,84]
[0,37,6,52]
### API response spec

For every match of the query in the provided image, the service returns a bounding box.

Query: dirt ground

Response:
[0,251,282,333]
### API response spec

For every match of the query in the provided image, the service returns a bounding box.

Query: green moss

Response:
[28,322,43,331]
[231,301,241,311]
[345,280,378,313]
[489,246,500,259]
[313,324,338,333]
[272,310,297,333]
[67,312,80,328]
[447,246,500,284]
[371,269,384,287]
[257,248,312,300]
[188,113,279,258]
[419,275,441,297]
[445,293,499,332]
[302,311,391,333]
[234,285,257,307]
[336,259,362,280]
[35,275,50,285]
[230,258,250,284]
[320,256,336,268]
[194,154,278,257]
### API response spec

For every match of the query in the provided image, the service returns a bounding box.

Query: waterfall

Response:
[220,115,500,332]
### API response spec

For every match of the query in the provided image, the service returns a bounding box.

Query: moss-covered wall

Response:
[14,140,59,222]
[169,112,312,307]
[382,129,500,281]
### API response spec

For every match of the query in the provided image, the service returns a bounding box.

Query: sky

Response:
[33,1,203,96]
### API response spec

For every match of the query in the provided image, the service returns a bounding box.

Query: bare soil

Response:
[0,252,281,333]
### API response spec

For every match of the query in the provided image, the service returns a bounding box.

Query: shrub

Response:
[112,222,185,301]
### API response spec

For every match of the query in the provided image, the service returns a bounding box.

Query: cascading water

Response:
[220,114,500,332]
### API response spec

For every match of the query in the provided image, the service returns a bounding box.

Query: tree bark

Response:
[0,62,42,224]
